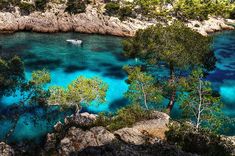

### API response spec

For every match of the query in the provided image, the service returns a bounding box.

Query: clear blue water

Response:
[208,31,235,118]
[0,32,133,142]
[0,31,234,142]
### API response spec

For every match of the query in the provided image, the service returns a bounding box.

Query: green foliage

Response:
[123,21,214,72]
[48,76,108,114]
[123,21,215,111]
[105,2,134,19]
[94,103,152,131]
[230,7,235,19]
[35,0,48,11]
[105,2,120,15]
[65,0,89,14]
[31,69,51,86]
[178,68,227,132]
[166,122,234,156]
[124,66,163,110]
[134,0,162,16]
[173,0,234,20]
[118,6,133,20]
[0,56,25,97]
[18,2,35,15]
[26,69,51,105]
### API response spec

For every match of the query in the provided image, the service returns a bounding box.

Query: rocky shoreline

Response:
[0,3,235,37]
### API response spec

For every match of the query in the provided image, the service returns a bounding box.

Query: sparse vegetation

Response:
[94,103,153,131]
[65,0,90,14]
[166,122,234,156]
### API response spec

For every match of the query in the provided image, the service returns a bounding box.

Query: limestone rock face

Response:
[114,111,169,144]
[187,17,235,36]
[1,4,232,36]
[0,142,14,156]
[44,111,171,155]
[0,5,153,36]
[59,126,115,156]
[114,128,146,145]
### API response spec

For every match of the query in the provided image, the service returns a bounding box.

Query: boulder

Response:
[59,126,115,156]
[114,128,146,145]
[0,142,14,156]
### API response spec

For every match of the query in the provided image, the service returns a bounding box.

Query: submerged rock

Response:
[0,142,14,156]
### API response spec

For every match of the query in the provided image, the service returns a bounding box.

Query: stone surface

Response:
[78,140,197,156]
[114,128,146,145]
[187,16,235,36]
[221,136,235,155]
[1,4,233,36]
[0,142,14,156]
[59,126,115,155]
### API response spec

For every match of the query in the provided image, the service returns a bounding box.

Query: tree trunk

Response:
[196,79,202,130]
[141,83,148,110]
[167,63,176,113]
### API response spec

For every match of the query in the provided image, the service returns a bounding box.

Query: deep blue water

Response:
[0,31,234,142]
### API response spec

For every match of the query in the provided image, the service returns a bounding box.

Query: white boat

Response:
[66,39,83,45]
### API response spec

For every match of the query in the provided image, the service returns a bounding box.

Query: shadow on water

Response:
[109,98,129,112]
[207,69,235,83]
[64,65,87,73]
[25,59,62,70]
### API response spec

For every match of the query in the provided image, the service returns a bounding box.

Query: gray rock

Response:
[0,142,14,156]
[59,126,115,155]
[114,128,146,145]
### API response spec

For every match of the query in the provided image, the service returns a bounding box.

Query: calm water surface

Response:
[0,31,234,142]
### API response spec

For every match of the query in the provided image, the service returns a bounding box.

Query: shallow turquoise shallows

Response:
[0,31,234,142]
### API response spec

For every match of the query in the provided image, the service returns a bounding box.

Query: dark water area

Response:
[0,31,234,143]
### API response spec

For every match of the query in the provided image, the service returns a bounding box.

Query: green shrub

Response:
[18,2,35,15]
[173,0,233,21]
[118,6,133,20]
[94,104,152,131]
[65,0,89,14]
[35,0,48,11]
[105,2,120,16]
[165,122,234,156]
[230,8,235,19]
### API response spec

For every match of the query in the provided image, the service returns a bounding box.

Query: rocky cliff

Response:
[0,2,234,37]
[1,111,235,156]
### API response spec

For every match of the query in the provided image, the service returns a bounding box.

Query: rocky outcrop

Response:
[0,5,154,36]
[59,126,115,155]
[0,142,14,156]
[221,136,235,155]
[187,17,235,36]
[0,3,234,37]
[44,111,172,156]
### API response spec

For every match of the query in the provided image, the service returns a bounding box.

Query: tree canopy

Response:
[123,21,216,112]
[124,66,163,110]
[48,76,108,114]
[0,56,25,97]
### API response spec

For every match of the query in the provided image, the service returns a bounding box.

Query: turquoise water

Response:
[0,31,235,142]
[0,32,133,142]
[208,31,235,118]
